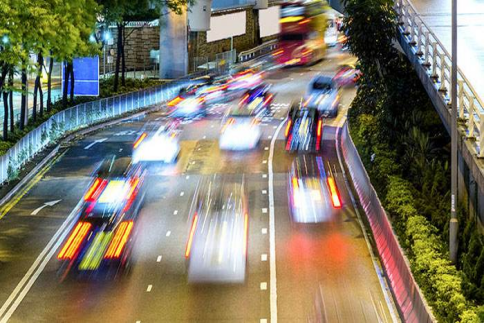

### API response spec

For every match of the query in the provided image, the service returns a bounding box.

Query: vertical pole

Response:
[450,0,459,264]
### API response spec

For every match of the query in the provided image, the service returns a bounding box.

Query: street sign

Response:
[62,56,100,97]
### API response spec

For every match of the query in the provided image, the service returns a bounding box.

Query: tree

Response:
[97,0,193,92]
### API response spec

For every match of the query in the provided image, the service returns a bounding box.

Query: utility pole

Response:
[450,0,459,264]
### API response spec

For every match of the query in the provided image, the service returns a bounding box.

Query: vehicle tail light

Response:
[243,213,249,256]
[285,119,292,137]
[286,134,293,150]
[123,178,140,212]
[84,178,108,201]
[239,94,250,106]
[272,49,284,57]
[221,118,235,133]
[327,177,342,208]
[298,18,311,25]
[317,119,323,138]
[263,94,274,107]
[58,222,92,260]
[133,133,147,149]
[185,213,199,258]
[168,96,183,107]
[104,221,134,259]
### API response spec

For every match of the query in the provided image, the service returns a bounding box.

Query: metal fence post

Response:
[416,22,423,55]
[410,13,416,44]
[431,42,439,78]
[423,31,431,66]
[439,54,447,92]
[458,80,465,119]
[480,114,484,157]
[469,100,475,138]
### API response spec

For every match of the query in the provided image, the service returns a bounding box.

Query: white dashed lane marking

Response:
[262,228,268,234]
[262,208,268,214]
[262,190,267,194]
[262,174,267,179]
[180,192,185,196]
[166,231,171,237]
[260,282,267,290]
[157,256,162,262]
[261,254,268,261]
[174,210,178,215]
[146,285,153,292]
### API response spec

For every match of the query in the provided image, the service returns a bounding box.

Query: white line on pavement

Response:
[260,282,268,290]
[262,228,268,234]
[268,118,286,323]
[0,200,85,323]
[157,256,162,262]
[262,208,268,214]
[166,231,171,237]
[261,254,268,261]
[174,210,178,215]
[180,192,184,196]
[146,285,153,292]
[262,190,267,195]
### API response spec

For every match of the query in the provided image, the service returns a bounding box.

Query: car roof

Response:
[311,75,334,84]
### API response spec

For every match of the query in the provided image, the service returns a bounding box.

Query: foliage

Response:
[0,77,163,155]
[344,0,483,319]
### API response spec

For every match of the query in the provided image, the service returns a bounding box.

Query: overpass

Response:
[396,0,484,227]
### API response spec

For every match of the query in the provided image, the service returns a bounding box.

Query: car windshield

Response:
[312,81,332,91]
[280,34,305,42]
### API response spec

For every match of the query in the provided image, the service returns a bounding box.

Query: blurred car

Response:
[304,75,340,118]
[132,120,180,164]
[185,175,248,283]
[227,68,264,91]
[285,101,323,152]
[168,94,206,119]
[333,60,361,87]
[219,105,262,151]
[57,156,145,273]
[288,155,338,223]
[238,83,274,116]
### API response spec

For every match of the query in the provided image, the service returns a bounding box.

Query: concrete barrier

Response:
[340,122,434,323]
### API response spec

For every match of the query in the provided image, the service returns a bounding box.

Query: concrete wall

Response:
[106,26,160,73]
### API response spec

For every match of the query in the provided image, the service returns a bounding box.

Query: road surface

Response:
[0,47,396,323]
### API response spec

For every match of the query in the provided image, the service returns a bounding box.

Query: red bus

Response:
[273,0,329,66]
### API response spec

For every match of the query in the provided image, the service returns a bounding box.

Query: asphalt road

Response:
[0,47,397,323]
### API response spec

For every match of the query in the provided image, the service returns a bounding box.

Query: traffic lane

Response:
[8,174,273,322]
[273,129,392,322]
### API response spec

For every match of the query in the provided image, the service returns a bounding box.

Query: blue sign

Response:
[62,56,100,97]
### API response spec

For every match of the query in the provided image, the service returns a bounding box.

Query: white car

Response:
[132,123,180,163]
[304,75,340,118]
[219,107,262,151]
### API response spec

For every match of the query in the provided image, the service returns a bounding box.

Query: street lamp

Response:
[102,30,112,78]
[450,0,458,264]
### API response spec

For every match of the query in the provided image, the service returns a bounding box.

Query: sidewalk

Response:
[411,0,484,100]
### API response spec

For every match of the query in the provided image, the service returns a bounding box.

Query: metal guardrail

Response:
[340,122,434,323]
[396,0,484,156]
[0,81,188,185]
[238,39,278,63]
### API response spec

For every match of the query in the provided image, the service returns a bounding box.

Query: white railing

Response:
[238,39,278,62]
[0,81,188,185]
[396,0,484,156]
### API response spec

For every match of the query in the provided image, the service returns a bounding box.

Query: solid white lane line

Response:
[146,285,153,292]
[174,210,178,215]
[157,256,162,262]
[260,282,268,290]
[262,228,268,235]
[0,200,85,323]
[166,231,171,237]
[261,254,268,261]
[268,118,286,323]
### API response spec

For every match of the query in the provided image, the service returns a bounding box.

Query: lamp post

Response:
[450,0,458,264]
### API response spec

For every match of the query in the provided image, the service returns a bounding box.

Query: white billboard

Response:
[259,6,280,38]
[206,12,247,42]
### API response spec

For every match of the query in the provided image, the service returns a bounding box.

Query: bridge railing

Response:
[238,39,278,63]
[396,0,484,156]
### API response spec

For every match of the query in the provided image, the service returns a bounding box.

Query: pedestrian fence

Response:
[396,0,484,156]
[0,80,188,185]
[238,39,278,63]
[340,122,434,323]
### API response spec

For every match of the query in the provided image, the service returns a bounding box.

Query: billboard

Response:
[259,6,280,38]
[62,56,100,97]
[206,12,246,43]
